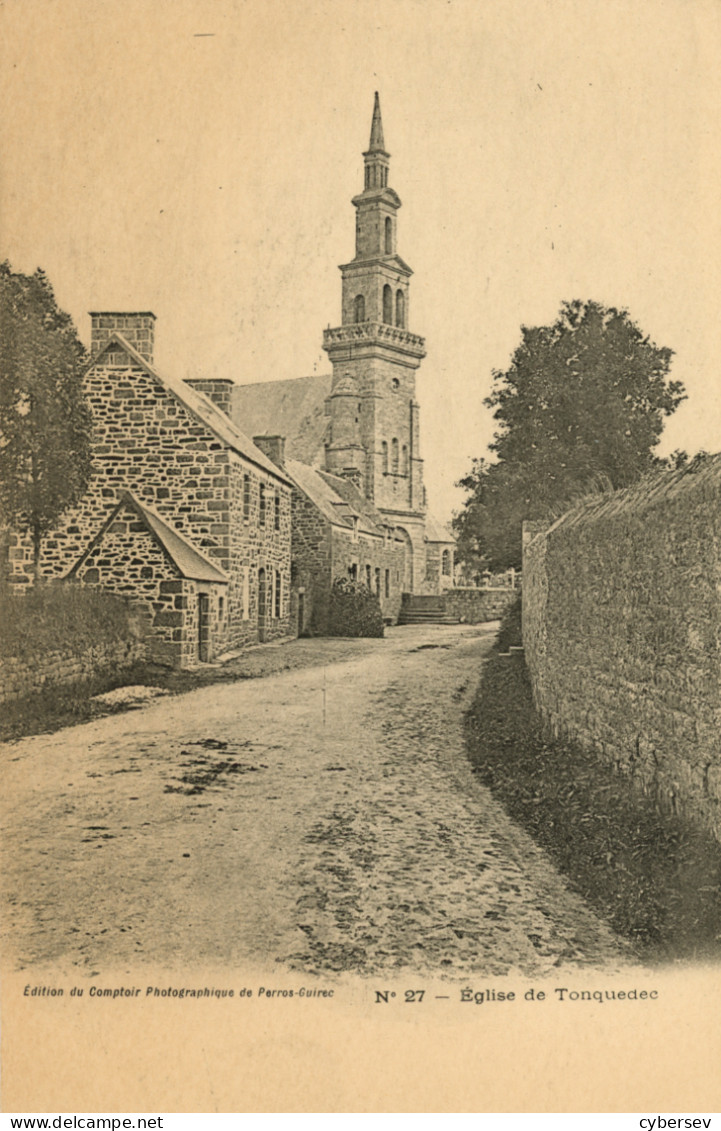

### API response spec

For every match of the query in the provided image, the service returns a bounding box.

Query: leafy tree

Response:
[454,300,686,570]
[0,262,92,579]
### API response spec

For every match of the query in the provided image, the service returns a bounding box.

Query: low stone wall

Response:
[523,457,721,843]
[0,617,149,706]
[443,586,518,623]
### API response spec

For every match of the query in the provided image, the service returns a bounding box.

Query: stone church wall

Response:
[523,460,721,843]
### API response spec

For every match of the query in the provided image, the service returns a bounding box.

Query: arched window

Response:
[442,549,452,576]
[395,289,405,328]
[383,284,393,324]
[385,217,392,254]
[381,440,388,473]
[354,293,365,322]
[391,438,399,474]
[402,444,409,475]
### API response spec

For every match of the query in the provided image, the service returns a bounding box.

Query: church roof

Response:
[424,513,456,544]
[88,333,292,486]
[232,374,332,466]
[70,492,229,584]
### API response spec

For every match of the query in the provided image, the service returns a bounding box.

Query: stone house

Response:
[6,314,293,666]
[252,435,406,633]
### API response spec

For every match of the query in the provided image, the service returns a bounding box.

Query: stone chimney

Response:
[90,312,156,363]
[253,435,286,467]
[185,378,235,417]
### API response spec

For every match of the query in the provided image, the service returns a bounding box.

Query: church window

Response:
[391,438,399,474]
[395,289,405,328]
[354,294,365,322]
[385,217,392,254]
[375,567,381,595]
[243,474,251,520]
[402,444,409,475]
[274,491,280,530]
[383,284,393,324]
[275,571,282,618]
[385,569,390,598]
[242,567,250,619]
[381,441,388,473]
[365,166,370,189]
[366,564,372,589]
[348,562,358,581]
[259,483,266,527]
[442,549,452,576]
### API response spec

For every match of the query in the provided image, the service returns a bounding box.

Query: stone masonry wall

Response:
[522,461,721,843]
[7,349,292,655]
[443,586,518,623]
[0,620,149,706]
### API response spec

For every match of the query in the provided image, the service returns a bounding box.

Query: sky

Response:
[1,0,720,521]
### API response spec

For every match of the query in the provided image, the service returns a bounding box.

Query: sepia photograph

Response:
[1,0,720,1115]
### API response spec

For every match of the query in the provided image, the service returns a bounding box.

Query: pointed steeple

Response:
[368,91,386,153]
[362,91,390,192]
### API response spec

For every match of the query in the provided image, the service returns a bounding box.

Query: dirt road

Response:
[0,624,629,977]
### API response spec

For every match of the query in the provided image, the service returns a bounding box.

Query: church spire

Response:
[368,91,386,152]
[363,91,390,191]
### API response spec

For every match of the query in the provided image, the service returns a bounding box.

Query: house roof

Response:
[70,492,229,584]
[231,374,332,466]
[424,513,456,545]
[285,459,387,538]
[89,334,293,486]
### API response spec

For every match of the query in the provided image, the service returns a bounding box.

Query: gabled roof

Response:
[424,513,456,545]
[69,492,229,584]
[231,374,332,466]
[285,459,387,539]
[88,334,292,486]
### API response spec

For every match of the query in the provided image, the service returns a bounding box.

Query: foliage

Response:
[326,577,384,638]
[0,581,139,662]
[465,645,721,962]
[0,262,92,576]
[454,300,686,570]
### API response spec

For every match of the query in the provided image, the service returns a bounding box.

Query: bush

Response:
[325,578,384,638]
[495,591,522,651]
[0,581,141,662]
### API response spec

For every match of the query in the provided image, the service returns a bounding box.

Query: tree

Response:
[454,300,686,570]
[0,262,93,579]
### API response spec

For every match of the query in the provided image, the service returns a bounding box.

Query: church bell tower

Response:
[323,94,427,585]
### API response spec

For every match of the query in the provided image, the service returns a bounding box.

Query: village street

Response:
[0,624,629,979]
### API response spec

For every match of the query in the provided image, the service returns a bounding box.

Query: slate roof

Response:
[231,374,332,466]
[89,334,292,486]
[424,513,456,544]
[285,460,386,538]
[69,492,229,584]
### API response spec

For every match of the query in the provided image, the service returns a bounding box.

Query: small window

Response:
[354,294,365,322]
[442,549,452,576]
[275,571,282,618]
[391,438,399,474]
[219,594,225,619]
[243,474,251,520]
[366,564,372,589]
[385,216,392,254]
[259,483,266,527]
[349,563,358,582]
[384,568,390,598]
[375,567,381,595]
[381,441,388,474]
[274,492,280,531]
[395,289,405,328]
[402,444,409,475]
[391,378,400,391]
[383,284,393,324]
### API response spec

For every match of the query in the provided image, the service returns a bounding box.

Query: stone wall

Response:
[522,458,721,842]
[0,612,149,706]
[444,586,518,623]
[7,345,292,655]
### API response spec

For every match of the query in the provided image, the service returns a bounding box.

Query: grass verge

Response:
[465,599,721,964]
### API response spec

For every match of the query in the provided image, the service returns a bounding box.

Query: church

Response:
[231,94,455,618]
[4,95,454,663]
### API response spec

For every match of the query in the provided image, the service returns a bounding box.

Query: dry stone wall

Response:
[522,459,721,842]
[443,586,517,623]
